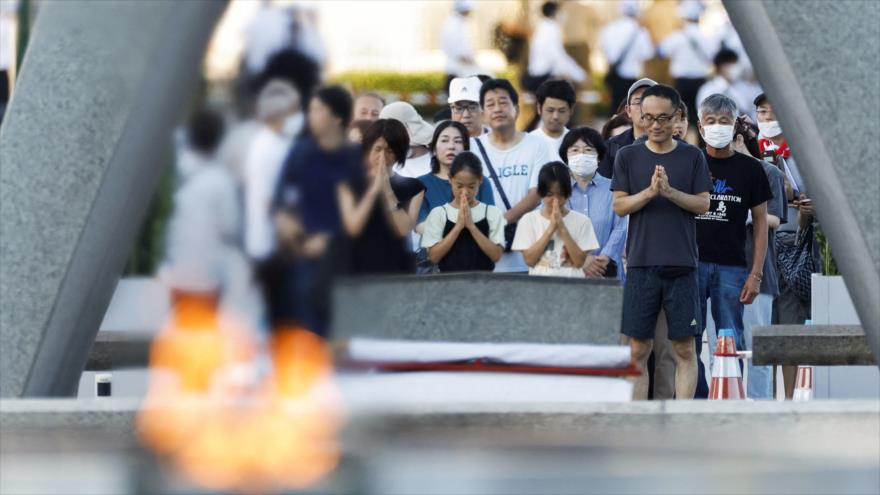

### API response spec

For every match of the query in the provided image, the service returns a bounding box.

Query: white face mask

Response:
[701,124,735,149]
[758,120,783,138]
[281,112,304,138]
[568,153,599,177]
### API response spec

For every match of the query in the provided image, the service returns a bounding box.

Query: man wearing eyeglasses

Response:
[611,84,712,400]
[598,78,657,179]
[448,76,487,140]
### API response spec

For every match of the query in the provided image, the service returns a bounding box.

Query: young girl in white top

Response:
[421,152,506,272]
[512,161,599,278]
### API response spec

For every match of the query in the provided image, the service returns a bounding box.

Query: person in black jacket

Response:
[598,78,656,179]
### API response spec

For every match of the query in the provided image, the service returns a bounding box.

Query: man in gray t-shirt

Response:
[610,84,712,401]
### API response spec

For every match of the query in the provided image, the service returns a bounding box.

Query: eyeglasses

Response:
[450,103,480,115]
[641,114,674,125]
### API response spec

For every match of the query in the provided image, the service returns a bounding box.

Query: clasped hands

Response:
[647,165,674,199]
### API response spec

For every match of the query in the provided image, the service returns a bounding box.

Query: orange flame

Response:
[137,293,341,492]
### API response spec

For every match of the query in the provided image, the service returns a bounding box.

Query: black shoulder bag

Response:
[474,139,517,252]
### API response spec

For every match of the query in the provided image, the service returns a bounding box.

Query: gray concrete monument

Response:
[724,0,880,365]
[0,1,227,397]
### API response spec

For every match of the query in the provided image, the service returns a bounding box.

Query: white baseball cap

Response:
[379,101,435,146]
[448,76,482,104]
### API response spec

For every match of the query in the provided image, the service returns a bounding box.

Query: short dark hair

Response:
[559,126,607,164]
[313,85,353,128]
[432,106,452,124]
[362,119,410,165]
[713,48,739,69]
[187,109,225,154]
[475,74,492,83]
[639,84,681,113]
[600,113,631,141]
[430,120,470,174]
[537,161,573,198]
[541,1,559,18]
[449,151,483,179]
[480,78,519,107]
[536,79,576,108]
[678,101,689,120]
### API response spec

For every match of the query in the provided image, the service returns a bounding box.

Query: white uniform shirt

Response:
[659,23,717,78]
[695,75,754,118]
[393,153,432,179]
[243,126,292,261]
[527,18,586,83]
[161,152,241,292]
[0,0,18,71]
[243,5,291,75]
[475,133,556,272]
[440,12,477,77]
[599,17,654,80]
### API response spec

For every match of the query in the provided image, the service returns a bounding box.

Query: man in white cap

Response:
[598,77,657,179]
[440,0,479,91]
[448,76,486,140]
[658,0,716,124]
[379,101,435,178]
[599,0,654,112]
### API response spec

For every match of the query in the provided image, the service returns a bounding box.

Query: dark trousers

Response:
[674,77,706,124]
[610,76,637,115]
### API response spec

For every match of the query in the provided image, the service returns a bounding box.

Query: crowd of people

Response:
[160,0,816,401]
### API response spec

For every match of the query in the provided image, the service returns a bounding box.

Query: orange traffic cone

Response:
[793,366,813,401]
[709,328,745,400]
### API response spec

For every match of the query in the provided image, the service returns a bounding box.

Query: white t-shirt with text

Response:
[475,132,556,272]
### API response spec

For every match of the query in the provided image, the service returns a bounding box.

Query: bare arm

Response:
[741,202,768,304]
[504,187,541,223]
[337,182,380,238]
[379,184,414,237]
[613,188,655,217]
[767,213,780,230]
[519,222,556,267]
[665,189,711,215]
[557,222,587,268]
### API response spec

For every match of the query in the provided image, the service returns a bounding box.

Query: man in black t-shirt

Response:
[611,84,712,401]
[692,94,772,398]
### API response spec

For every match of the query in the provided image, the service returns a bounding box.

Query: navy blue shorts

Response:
[622,266,702,341]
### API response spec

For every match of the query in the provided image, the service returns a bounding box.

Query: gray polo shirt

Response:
[611,141,712,268]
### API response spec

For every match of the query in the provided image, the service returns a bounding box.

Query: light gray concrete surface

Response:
[752,325,876,365]
[0,1,226,397]
[724,0,880,366]
[331,273,623,345]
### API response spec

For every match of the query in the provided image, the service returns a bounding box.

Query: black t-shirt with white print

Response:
[696,151,773,267]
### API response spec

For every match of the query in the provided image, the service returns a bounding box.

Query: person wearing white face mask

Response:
[695,48,754,119]
[243,80,302,263]
[692,94,773,398]
[559,127,627,280]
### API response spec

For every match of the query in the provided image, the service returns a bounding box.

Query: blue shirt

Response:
[274,136,362,234]
[417,173,495,223]
[566,174,628,273]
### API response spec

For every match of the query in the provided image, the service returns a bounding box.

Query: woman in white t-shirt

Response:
[512,162,599,278]
[421,152,506,272]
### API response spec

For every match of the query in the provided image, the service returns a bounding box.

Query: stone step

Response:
[752,325,876,365]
